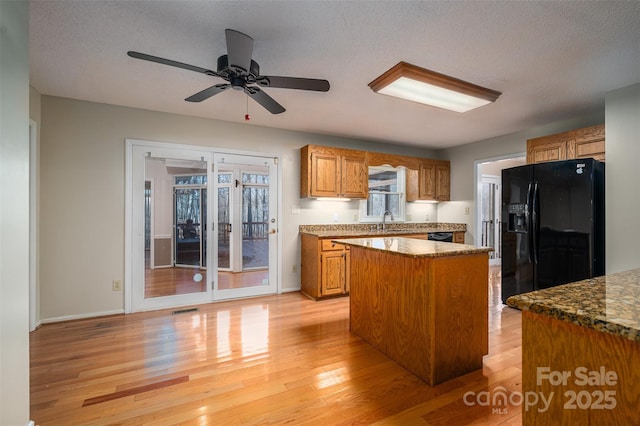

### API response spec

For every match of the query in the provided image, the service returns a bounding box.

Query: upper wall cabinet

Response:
[526,124,605,164]
[300,145,368,199]
[406,160,451,202]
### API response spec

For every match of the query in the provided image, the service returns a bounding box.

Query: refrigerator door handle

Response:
[532,181,539,264]
[526,182,533,263]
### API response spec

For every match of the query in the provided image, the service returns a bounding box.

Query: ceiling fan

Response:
[127,29,330,114]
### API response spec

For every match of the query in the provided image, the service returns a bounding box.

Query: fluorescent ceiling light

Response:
[368,62,501,113]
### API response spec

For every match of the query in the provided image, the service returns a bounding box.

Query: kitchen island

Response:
[507,269,640,425]
[337,236,492,385]
[299,223,466,300]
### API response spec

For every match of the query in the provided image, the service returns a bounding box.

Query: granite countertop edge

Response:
[299,222,466,238]
[506,274,640,342]
[335,237,492,258]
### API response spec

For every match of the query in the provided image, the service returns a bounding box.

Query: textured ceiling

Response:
[29,1,640,149]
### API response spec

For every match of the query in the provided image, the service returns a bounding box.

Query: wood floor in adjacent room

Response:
[30,266,523,425]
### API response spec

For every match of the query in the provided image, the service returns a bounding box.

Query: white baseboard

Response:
[40,309,125,324]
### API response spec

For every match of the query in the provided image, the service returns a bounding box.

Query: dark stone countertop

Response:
[507,268,640,341]
[335,236,492,258]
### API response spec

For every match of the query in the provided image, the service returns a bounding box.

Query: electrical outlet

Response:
[112,280,122,291]
[464,207,470,215]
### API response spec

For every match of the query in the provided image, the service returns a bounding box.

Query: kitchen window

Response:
[359,166,405,222]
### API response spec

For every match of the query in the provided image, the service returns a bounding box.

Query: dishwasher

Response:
[427,232,453,242]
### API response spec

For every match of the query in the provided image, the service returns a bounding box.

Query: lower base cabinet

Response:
[301,231,464,300]
[301,234,350,300]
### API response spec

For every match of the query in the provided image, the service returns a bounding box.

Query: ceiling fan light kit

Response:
[127,29,330,115]
[368,61,501,113]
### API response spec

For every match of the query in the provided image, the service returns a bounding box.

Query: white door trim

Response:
[29,119,39,331]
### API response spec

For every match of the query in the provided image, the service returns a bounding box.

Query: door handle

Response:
[269,229,277,234]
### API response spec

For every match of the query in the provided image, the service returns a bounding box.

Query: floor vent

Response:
[172,308,199,315]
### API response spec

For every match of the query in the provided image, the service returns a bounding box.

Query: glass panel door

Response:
[130,145,213,313]
[213,154,278,300]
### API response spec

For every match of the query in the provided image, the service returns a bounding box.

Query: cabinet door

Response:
[453,232,465,244]
[405,168,420,202]
[569,138,605,161]
[321,251,347,296]
[566,124,605,161]
[526,140,567,164]
[435,164,450,201]
[341,154,368,198]
[419,163,437,199]
[310,152,340,197]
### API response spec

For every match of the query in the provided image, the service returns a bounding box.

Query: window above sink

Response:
[359,166,406,223]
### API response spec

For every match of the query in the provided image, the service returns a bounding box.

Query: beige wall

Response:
[38,95,438,321]
[1,0,31,423]
[605,83,640,273]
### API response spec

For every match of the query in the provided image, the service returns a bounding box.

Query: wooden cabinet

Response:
[301,234,350,299]
[406,160,451,202]
[300,145,368,199]
[526,124,605,164]
[453,232,465,244]
[341,153,369,198]
[302,144,451,202]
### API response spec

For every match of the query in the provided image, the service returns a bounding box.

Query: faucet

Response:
[381,210,394,230]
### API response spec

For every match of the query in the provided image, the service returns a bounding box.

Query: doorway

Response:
[476,155,526,266]
[480,174,501,265]
[126,140,280,313]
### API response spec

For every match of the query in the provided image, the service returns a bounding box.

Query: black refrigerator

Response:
[501,158,605,303]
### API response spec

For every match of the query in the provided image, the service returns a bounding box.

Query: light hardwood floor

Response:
[30,266,523,425]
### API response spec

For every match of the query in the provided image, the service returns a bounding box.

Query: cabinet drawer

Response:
[321,240,345,251]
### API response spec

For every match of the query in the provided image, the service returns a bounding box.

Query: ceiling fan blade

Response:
[261,76,330,92]
[225,29,254,73]
[245,87,285,114]
[185,84,230,102]
[127,51,218,76]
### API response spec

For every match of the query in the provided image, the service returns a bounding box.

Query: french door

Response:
[126,140,280,313]
[213,153,278,300]
[129,144,213,311]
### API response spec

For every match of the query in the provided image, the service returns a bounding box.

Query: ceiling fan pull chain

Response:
[245,94,250,121]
